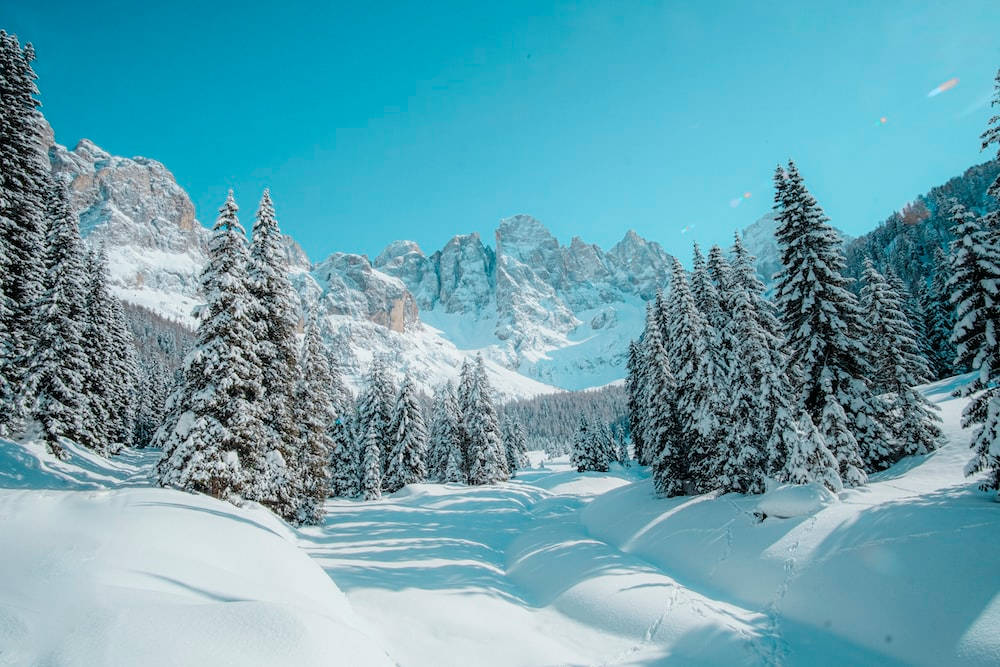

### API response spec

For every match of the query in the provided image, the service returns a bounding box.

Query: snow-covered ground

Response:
[3,375,999,665]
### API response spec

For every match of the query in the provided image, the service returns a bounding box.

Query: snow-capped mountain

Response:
[43,127,780,398]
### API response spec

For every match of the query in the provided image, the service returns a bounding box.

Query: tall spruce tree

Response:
[385,375,428,493]
[427,382,460,480]
[360,421,383,500]
[293,314,335,523]
[963,73,1000,494]
[503,417,529,476]
[860,259,943,462]
[22,182,91,456]
[247,189,300,502]
[155,192,268,503]
[773,161,888,477]
[784,413,843,493]
[625,340,647,466]
[356,358,396,484]
[465,355,508,485]
[924,246,957,378]
[329,415,358,497]
[82,247,116,450]
[0,32,48,433]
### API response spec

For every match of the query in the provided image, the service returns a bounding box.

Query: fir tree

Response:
[155,192,268,503]
[625,341,647,466]
[502,417,529,476]
[22,181,91,456]
[860,259,943,462]
[360,422,383,501]
[384,375,428,493]
[329,416,358,497]
[0,33,48,432]
[134,357,169,449]
[81,247,116,450]
[293,314,335,523]
[247,189,300,504]
[818,370,868,487]
[924,247,957,378]
[784,414,843,493]
[773,160,889,477]
[465,355,508,485]
[106,292,139,450]
[570,413,594,472]
[427,382,460,480]
[356,358,395,483]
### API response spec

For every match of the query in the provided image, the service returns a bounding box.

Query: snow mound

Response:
[756,482,838,519]
[0,439,394,666]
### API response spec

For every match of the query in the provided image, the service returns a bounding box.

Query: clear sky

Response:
[7,1,1000,262]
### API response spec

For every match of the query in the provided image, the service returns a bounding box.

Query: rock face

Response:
[44,126,784,396]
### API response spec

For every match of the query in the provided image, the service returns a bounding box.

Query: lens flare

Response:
[927,78,959,98]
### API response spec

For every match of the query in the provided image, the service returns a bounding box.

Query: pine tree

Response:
[385,375,428,493]
[82,247,116,451]
[106,292,139,450]
[861,259,943,463]
[360,422,383,500]
[329,416,358,497]
[963,73,1000,494]
[21,181,91,456]
[293,314,335,523]
[502,417,528,476]
[570,413,593,472]
[154,192,268,503]
[0,33,48,433]
[465,355,508,484]
[427,382,460,480]
[773,161,889,477]
[924,247,957,378]
[134,357,169,449]
[784,413,843,493]
[625,341,647,466]
[356,358,396,484]
[818,370,868,487]
[612,424,629,465]
[645,309,679,493]
[246,189,301,505]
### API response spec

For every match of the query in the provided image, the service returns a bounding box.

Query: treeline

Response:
[502,384,627,456]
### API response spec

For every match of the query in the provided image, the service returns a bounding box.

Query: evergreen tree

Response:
[246,190,300,503]
[154,192,268,503]
[134,357,169,449]
[22,182,91,456]
[784,413,843,493]
[427,382,460,479]
[456,359,475,480]
[329,416,358,497]
[0,33,48,433]
[356,358,395,483]
[502,417,529,476]
[293,314,335,524]
[773,160,889,477]
[625,341,647,466]
[818,370,868,487]
[612,424,629,465]
[644,309,679,492]
[82,247,116,450]
[360,422,383,500]
[861,259,943,462]
[106,292,139,450]
[385,375,428,493]
[964,73,1000,494]
[571,413,594,472]
[465,355,508,484]
[924,246,957,378]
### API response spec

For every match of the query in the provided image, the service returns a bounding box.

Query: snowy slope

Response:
[0,439,394,666]
[3,376,998,665]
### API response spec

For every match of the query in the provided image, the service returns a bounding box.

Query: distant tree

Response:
[384,375,428,493]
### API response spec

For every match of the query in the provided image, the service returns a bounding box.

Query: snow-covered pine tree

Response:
[426,383,456,479]
[784,413,843,493]
[773,160,889,477]
[81,247,116,450]
[818,369,868,487]
[612,424,629,465]
[133,356,169,449]
[691,243,724,331]
[360,421,383,500]
[0,32,48,433]
[384,375,428,493]
[860,259,943,462]
[356,358,396,485]
[625,340,647,465]
[292,313,335,524]
[154,192,268,503]
[106,291,139,450]
[466,355,508,484]
[656,257,712,496]
[963,74,1000,494]
[456,359,475,480]
[570,413,593,472]
[246,189,301,505]
[329,415,358,497]
[644,306,679,493]
[21,181,91,456]
[502,417,528,476]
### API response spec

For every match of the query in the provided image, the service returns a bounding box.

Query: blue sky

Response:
[8,1,1000,262]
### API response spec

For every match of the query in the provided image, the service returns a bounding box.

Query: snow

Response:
[0,440,392,666]
[755,482,838,518]
[3,374,999,665]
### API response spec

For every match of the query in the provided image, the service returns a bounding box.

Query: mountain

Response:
[40,125,786,397]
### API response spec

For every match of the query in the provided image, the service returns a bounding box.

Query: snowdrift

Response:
[0,439,394,666]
